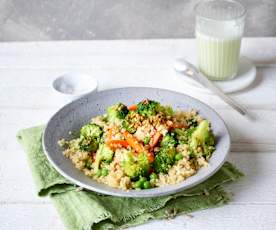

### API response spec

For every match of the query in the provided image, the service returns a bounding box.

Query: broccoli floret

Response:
[137,99,174,117]
[107,103,129,123]
[187,117,199,127]
[95,144,114,171]
[158,105,174,116]
[79,124,103,152]
[160,133,177,148]
[154,147,176,174]
[136,99,160,117]
[189,120,215,158]
[80,123,103,139]
[121,152,150,179]
[79,138,99,152]
[173,127,196,144]
[121,111,137,133]
[153,134,177,173]
[122,119,136,134]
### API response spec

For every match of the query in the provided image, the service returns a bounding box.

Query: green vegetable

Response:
[160,134,177,148]
[139,177,147,183]
[95,144,114,171]
[189,120,215,158]
[143,135,151,145]
[189,150,197,158]
[122,119,136,134]
[149,173,158,186]
[136,99,174,118]
[153,146,176,174]
[143,181,151,189]
[96,169,102,177]
[158,105,174,116]
[107,103,129,123]
[80,123,103,139]
[175,153,183,161]
[84,160,93,169]
[173,127,195,144]
[133,177,148,189]
[133,180,143,189]
[79,124,103,152]
[150,173,158,180]
[121,152,150,179]
[101,168,109,176]
[187,118,198,127]
[136,99,160,117]
[79,138,99,152]
[153,133,178,173]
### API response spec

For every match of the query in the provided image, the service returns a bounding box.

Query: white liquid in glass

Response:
[196,17,243,80]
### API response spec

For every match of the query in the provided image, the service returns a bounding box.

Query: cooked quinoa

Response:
[58,99,216,190]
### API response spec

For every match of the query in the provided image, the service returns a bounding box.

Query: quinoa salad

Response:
[58,99,216,190]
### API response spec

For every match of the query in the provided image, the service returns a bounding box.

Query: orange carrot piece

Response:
[122,131,154,163]
[108,140,129,149]
[172,124,188,129]
[128,104,137,111]
[150,131,162,148]
[123,131,144,153]
[147,152,155,163]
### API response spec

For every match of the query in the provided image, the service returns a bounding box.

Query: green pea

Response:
[139,177,147,183]
[143,181,152,189]
[101,168,109,176]
[133,180,143,189]
[150,173,158,180]
[175,153,183,161]
[96,169,102,177]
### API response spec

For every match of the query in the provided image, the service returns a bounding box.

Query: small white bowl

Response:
[52,72,98,103]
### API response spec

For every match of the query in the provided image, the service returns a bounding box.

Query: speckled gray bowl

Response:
[43,87,230,197]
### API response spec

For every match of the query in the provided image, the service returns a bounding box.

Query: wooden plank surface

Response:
[1,38,276,230]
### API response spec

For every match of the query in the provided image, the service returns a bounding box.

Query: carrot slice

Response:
[122,131,155,164]
[128,104,137,111]
[108,140,129,149]
[147,152,155,163]
[150,131,162,148]
[123,131,144,153]
[172,124,188,129]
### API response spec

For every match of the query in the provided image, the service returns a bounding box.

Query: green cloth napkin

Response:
[17,126,243,230]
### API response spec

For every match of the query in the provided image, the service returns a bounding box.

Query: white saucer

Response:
[176,56,256,94]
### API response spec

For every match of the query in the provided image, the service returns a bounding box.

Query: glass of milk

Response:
[195,0,246,80]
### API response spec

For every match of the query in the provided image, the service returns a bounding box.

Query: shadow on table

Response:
[230,69,263,95]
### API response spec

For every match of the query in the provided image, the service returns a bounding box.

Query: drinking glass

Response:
[195,0,246,80]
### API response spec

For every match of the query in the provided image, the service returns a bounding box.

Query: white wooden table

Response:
[1,38,276,230]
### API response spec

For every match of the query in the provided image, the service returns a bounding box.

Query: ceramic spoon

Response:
[174,58,247,116]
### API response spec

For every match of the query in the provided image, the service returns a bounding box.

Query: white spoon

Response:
[174,58,247,116]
